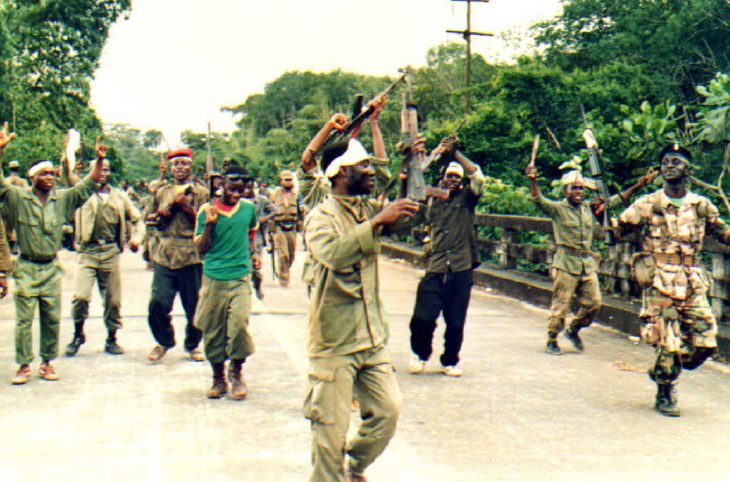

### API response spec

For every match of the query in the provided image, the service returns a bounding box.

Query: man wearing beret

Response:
[271,169,302,287]
[617,144,730,417]
[146,147,209,362]
[526,164,653,356]
[64,158,145,357]
[407,137,484,378]
[0,125,106,384]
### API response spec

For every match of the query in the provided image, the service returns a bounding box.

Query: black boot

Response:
[546,338,561,355]
[104,329,124,355]
[655,383,681,417]
[564,327,584,352]
[65,323,86,356]
[207,362,227,399]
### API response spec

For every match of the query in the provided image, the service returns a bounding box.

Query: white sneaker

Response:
[408,353,426,374]
[440,365,462,377]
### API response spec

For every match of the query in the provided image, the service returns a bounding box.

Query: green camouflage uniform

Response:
[0,175,96,364]
[303,195,401,482]
[619,189,729,383]
[533,195,607,338]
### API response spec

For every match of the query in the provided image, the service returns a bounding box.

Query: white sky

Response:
[90,0,563,144]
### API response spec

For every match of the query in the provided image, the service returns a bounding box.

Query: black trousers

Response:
[409,269,474,367]
[148,263,203,351]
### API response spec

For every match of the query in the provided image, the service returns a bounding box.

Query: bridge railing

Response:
[463,214,730,325]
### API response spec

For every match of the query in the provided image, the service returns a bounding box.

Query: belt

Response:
[557,246,595,258]
[19,254,56,264]
[653,253,698,267]
[86,239,115,246]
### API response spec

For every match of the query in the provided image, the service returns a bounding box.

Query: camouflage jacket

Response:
[618,189,730,300]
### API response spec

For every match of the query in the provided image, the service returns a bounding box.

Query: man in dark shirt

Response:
[408,138,484,378]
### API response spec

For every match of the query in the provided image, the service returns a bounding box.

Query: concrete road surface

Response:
[1,247,729,481]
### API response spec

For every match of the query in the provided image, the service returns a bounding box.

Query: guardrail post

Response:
[499,228,516,269]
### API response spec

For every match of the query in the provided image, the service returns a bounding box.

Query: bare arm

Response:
[368,95,387,160]
[195,205,217,255]
[301,113,348,173]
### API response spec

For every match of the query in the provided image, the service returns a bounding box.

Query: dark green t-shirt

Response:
[195,200,258,281]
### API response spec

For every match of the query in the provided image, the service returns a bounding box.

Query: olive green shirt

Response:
[0,218,12,272]
[0,175,96,260]
[304,195,389,357]
[533,194,622,275]
[150,182,209,270]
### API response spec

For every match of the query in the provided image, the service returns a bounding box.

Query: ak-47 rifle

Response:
[322,73,407,149]
[267,230,278,279]
[206,121,217,202]
[580,105,615,244]
[400,67,427,201]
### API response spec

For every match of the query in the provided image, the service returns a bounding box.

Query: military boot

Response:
[655,383,681,417]
[207,362,227,399]
[564,327,584,352]
[546,338,561,355]
[228,359,248,400]
[65,323,86,357]
[104,330,124,355]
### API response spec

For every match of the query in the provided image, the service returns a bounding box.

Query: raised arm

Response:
[367,95,387,160]
[301,113,348,173]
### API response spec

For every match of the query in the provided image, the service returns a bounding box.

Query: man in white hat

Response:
[407,136,485,378]
[526,164,654,355]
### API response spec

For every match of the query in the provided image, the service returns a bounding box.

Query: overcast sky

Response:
[90,0,562,143]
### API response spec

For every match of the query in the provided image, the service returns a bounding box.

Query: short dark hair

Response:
[320,140,349,176]
[223,165,253,182]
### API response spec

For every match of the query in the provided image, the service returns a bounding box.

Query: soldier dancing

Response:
[617,144,730,417]
[65,158,145,356]
[0,126,106,384]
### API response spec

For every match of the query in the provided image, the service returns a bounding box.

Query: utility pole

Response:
[447,0,493,113]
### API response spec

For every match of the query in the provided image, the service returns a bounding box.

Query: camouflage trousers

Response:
[640,287,718,384]
[547,269,601,339]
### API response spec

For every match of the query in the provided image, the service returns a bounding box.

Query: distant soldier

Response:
[64,159,145,357]
[7,160,29,188]
[617,144,730,417]
[407,137,485,378]
[146,147,209,363]
[0,126,106,384]
[526,165,654,355]
[194,166,258,400]
[243,179,276,300]
[271,170,302,287]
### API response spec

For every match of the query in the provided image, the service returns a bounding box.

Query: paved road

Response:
[1,246,730,481]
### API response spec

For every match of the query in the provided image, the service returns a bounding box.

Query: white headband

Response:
[444,162,464,178]
[324,139,370,178]
[28,161,54,178]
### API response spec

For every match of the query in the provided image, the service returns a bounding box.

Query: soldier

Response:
[0,126,106,384]
[407,138,485,378]
[146,147,209,363]
[7,160,29,188]
[194,166,258,400]
[298,96,390,294]
[243,179,276,300]
[270,170,301,287]
[617,144,730,417]
[526,165,654,355]
[64,159,145,357]
[303,136,419,482]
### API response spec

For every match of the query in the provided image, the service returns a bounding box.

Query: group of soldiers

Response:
[0,86,729,481]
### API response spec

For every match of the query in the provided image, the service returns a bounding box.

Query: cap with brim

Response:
[8,160,20,169]
[444,161,464,178]
[561,170,597,190]
[279,170,294,180]
[324,139,371,178]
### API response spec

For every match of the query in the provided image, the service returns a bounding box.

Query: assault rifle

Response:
[580,105,615,244]
[322,73,407,148]
[267,230,278,279]
[206,121,219,203]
